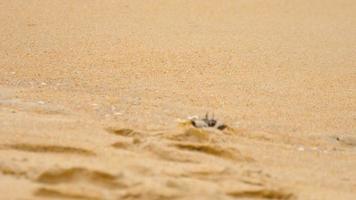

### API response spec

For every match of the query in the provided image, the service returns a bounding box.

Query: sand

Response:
[0,0,355,199]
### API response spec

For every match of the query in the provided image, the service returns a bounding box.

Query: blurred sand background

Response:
[0,0,355,199]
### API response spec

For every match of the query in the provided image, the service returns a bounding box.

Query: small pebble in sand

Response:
[188,115,199,120]
[37,101,45,105]
[41,82,47,86]
[113,112,122,116]
[311,147,318,151]
[297,146,305,151]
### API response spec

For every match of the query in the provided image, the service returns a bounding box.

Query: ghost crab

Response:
[189,112,227,130]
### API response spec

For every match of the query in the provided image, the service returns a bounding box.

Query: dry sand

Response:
[0,0,355,199]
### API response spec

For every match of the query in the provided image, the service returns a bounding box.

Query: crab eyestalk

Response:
[202,112,217,127]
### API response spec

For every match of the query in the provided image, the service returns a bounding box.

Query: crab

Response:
[189,112,227,130]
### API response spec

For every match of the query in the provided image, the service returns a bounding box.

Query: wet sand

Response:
[0,0,355,199]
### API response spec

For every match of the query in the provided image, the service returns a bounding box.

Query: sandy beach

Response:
[0,0,355,199]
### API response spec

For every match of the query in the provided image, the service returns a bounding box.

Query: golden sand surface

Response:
[0,0,355,199]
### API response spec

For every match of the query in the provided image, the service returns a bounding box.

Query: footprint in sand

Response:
[33,167,135,199]
[36,167,126,189]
